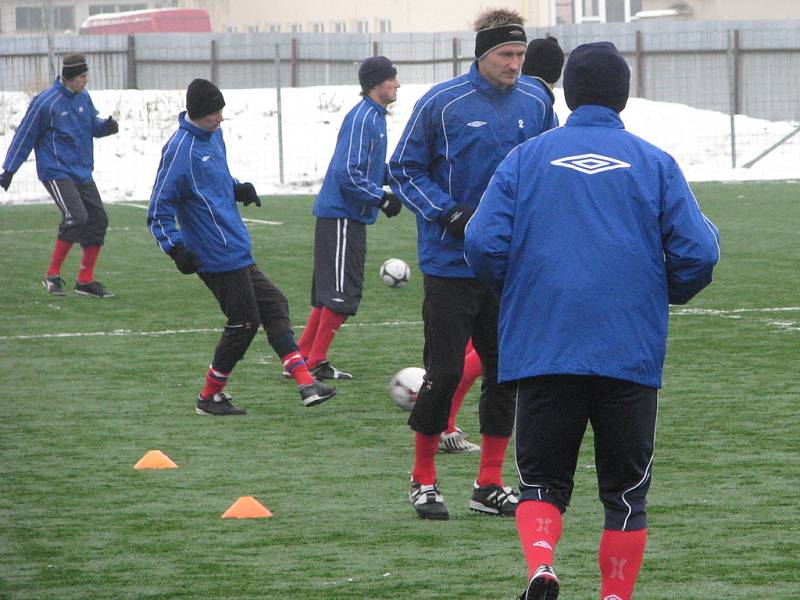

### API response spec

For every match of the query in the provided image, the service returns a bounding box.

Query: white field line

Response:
[0,226,133,234]
[119,202,283,226]
[1,307,798,341]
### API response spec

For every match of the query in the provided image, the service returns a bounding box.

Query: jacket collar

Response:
[468,61,517,97]
[55,77,79,98]
[362,94,388,115]
[179,111,214,140]
[565,105,626,129]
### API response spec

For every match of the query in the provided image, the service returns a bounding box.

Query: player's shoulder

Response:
[417,74,474,107]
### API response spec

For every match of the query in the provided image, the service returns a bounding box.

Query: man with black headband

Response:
[1,53,119,298]
[148,79,336,416]
[388,8,556,521]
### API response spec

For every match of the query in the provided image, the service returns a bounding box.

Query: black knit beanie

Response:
[62,54,88,80]
[522,36,564,83]
[563,41,630,113]
[186,78,226,120]
[358,56,397,93]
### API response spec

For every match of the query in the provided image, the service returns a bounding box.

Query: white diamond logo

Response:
[551,153,631,175]
[467,120,487,128]
[603,596,624,600]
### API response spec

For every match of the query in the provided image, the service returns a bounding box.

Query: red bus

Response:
[79,8,212,34]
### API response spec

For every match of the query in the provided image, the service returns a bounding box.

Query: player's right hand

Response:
[167,244,202,275]
[439,203,474,240]
[0,170,13,191]
[380,192,402,217]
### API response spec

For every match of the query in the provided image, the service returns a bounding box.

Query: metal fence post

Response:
[126,35,137,90]
[452,37,460,78]
[210,39,217,84]
[635,30,644,98]
[275,43,285,186]
[727,29,737,168]
[291,37,297,87]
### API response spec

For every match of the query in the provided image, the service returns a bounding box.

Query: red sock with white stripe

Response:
[476,434,510,487]
[78,245,101,283]
[411,432,440,485]
[297,306,322,358]
[200,365,230,399]
[47,239,73,277]
[599,529,647,600]
[516,500,563,578]
[307,307,347,368]
[445,345,482,433]
[281,351,313,386]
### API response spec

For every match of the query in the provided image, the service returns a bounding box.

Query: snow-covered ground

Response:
[1,83,797,205]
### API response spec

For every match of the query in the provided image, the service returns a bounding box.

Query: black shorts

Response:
[515,374,658,531]
[310,218,366,316]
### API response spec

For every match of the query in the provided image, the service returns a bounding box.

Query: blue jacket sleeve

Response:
[388,97,453,221]
[88,95,114,138]
[333,108,385,208]
[660,163,720,305]
[2,95,46,173]
[147,136,188,253]
[464,147,519,295]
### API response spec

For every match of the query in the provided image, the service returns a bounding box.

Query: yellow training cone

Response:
[221,496,273,519]
[134,450,178,470]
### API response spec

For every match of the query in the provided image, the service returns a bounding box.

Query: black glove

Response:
[0,171,13,191]
[167,245,202,275]
[106,116,119,134]
[234,182,261,207]
[439,204,475,240]
[379,192,402,218]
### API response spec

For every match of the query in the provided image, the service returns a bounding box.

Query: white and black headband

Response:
[475,24,527,60]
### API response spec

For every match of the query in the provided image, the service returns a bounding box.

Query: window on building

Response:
[377,19,391,33]
[555,0,573,24]
[332,21,346,33]
[16,6,44,31]
[355,20,368,33]
[290,23,302,33]
[312,22,324,33]
[248,24,259,32]
[267,23,281,32]
[54,6,76,30]
[89,3,146,15]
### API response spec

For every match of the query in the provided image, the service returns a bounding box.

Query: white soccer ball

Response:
[379,258,410,288]
[389,367,426,411]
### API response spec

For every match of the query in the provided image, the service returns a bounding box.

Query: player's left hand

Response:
[439,204,474,240]
[234,182,261,207]
[106,116,119,134]
[380,192,402,218]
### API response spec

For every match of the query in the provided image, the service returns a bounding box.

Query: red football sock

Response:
[445,345,482,433]
[307,307,347,368]
[200,364,230,399]
[281,351,313,386]
[297,306,322,358]
[78,245,101,283]
[599,529,647,600]
[47,239,73,277]
[411,432,440,485]
[516,500,563,578]
[476,434,509,487]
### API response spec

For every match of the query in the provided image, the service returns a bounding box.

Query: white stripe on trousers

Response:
[47,180,71,219]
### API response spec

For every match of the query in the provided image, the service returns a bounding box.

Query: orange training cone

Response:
[221,496,273,519]
[134,450,178,470]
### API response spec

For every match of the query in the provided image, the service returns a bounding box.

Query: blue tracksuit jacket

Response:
[313,95,388,224]
[388,62,556,278]
[147,112,253,273]
[465,105,720,388]
[519,75,560,126]
[2,78,115,183]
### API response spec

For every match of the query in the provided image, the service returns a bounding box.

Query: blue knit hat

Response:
[563,42,630,113]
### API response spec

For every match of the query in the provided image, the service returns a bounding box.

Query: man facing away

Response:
[1,53,119,298]
[295,56,403,381]
[148,79,335,416]
[465,42,720,600]
[388,8,556,520]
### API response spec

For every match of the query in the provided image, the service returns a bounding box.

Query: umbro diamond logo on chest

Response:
[551,153,631,175]
[467,120,487,128]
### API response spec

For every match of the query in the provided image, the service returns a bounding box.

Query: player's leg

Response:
[590,377,657,600]
[296,221,326,359]
[41,179,86,295]
[469,287,517,514]
[440,340,482,453]
[72,180,113,298]
[194,268,260,415]
[515,374,590,599]
[408,275,477,519]
[249,265,335,407]
[306,218,364,379]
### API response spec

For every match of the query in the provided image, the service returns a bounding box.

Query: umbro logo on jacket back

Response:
[551,153,631,175]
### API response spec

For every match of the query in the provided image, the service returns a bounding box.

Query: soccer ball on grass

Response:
[379,258,410,288]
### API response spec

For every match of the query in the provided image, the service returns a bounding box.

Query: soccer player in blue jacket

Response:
[148,79,335,416]
[465,42,720,600]
[521,36,565,125]
[1,54,119,298]
[296,57,402,381]
[388,8,556,521]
